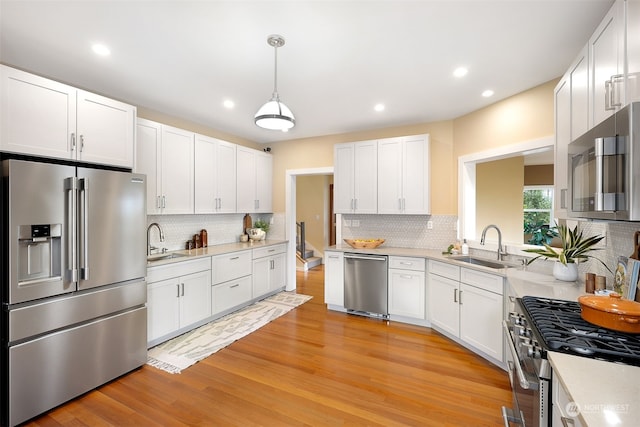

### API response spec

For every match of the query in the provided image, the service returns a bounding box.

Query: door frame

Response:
[285,167,333,291]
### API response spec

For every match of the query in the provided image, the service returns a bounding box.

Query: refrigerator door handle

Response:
[64,177,78,282]
[79,178,90,280]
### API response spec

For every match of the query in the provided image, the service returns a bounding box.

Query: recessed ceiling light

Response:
[374,103,385,112]
[91,43,111,56]
[482,89,495,98]
[453,67,468,78]
[223,100,235,109]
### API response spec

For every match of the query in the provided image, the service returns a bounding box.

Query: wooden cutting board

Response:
[632,231,640,260]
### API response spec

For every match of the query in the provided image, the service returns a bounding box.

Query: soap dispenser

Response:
[461,239,469,255]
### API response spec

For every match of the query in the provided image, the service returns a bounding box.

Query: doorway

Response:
[284,167,334,291]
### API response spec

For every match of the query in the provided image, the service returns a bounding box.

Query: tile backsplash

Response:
[147,213,282,251]
[340,214,458,250]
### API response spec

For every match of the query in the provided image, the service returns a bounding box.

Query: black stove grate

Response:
[521,296,640,366]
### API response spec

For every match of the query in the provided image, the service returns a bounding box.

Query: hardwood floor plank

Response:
[23,265,512,426]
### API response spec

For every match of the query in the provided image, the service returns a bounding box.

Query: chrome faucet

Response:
[147,222,165,256]
[480,224,507,261]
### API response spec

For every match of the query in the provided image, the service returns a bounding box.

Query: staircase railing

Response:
[296,221,307,260]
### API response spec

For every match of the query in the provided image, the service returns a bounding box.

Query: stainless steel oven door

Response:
[502,321,548,427]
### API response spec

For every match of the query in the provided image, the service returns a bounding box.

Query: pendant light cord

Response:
[272,45,279,100]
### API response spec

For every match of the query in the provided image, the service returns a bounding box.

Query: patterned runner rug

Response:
[147,291,312,374]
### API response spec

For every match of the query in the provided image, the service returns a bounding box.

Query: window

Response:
[523,186,555,245]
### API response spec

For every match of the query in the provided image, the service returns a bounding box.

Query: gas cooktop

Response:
[520,296,640,366]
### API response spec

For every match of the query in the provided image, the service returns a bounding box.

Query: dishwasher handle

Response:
[344,253,387,262]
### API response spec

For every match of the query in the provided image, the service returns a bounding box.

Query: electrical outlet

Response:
[427,221,433,229]
[352,220,360,227]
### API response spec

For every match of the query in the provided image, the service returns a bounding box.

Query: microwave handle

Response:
[594,136,620,211]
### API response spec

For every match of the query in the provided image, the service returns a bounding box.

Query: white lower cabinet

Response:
[211,250,253,315]
[252,244,286,298]
[428,260,504,364]
[147,258,212,347]
[553,373,584,427]
[324,251,344,306]
[212,275,252,315]
[388,256,426,322]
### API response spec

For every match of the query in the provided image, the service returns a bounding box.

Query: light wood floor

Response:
[25,266,512,426]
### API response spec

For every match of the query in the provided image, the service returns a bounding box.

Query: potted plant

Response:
[524,224,611,281]
[253,218,270,235]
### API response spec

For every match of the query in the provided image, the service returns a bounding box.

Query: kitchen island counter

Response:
[549,351,640,427]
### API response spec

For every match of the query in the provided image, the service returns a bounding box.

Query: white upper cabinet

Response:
[554,46,588,219]
[626,0,640,104]
[334,140,377,214]
[135,119,162,214]
[589,0,625,127]
[195,134,237,214]
[75,90,135,167]
[0,65,135,168]
[135,119,194,214]
[377,135,430,215]
[236,146,272,213]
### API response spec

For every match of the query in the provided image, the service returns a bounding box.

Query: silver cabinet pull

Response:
[230,283,240,289]
[561,416,575,427]
[70,132,76,152]
[230,256,239,260]
[453,288,458,303]
[177,284,180,298]
[79,134,85,152]
[459,290,462,304]
[181,283,185,297]
[161,195,166,208]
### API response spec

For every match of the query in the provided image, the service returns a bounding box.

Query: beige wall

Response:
[476,157,524,243]
[296,175,329,252]
[524,164,554,185]
[269,79,556,215]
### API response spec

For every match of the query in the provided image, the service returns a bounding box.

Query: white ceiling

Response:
[0,0,613,144]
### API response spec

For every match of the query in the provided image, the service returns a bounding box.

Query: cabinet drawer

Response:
[212,250,252,284]
[212,275,252,315]
[429,260,460,281]
[389,256,425,271]
[252,243,286,259]
[147,257,211,283]
[460,268,503,295]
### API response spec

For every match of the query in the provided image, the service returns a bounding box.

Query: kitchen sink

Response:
[450,255,515,270]
[147,253,187,263]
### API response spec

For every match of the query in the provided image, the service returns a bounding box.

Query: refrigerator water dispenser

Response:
[17,224,62,284]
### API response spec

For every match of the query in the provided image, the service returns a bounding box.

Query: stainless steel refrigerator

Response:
[1,159,147,426]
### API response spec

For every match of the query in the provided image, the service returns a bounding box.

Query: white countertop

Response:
[147,239,288,267]
[549,352,640,427]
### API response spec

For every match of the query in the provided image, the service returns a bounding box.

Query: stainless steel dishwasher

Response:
[343,253,388,318]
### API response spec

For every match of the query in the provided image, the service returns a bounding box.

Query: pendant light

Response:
[255,34,295,131]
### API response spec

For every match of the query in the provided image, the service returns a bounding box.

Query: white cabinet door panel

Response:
[459,283,503,361]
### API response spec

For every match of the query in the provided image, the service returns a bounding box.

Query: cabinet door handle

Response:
[70,132,76,152]
[560,416,575,427]
[230,283,240,289]
[399,198,402,210]
[453,288,458,303]
[400,274,413,279]
[605,79,612,110]
[181,283,185,296]
[459,290,463,304]
[230,256,239,260]
[156,196,161,209]
[79,134,85,152]
[161,196,166,208]
[400,262,413,266]
[328,255,339,259]
[177,284,180,298]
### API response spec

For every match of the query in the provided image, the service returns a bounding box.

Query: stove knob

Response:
[508,312,521,324]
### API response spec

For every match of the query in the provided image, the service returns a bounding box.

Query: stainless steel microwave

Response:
[568,102,640,221]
